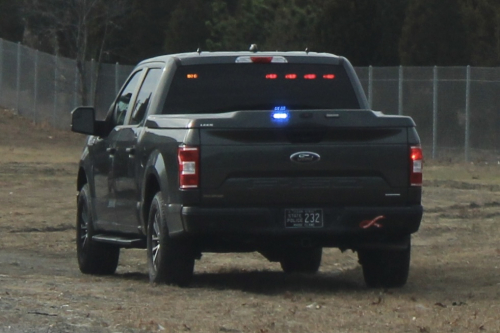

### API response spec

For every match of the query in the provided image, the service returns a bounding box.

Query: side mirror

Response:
[71,107,96,135]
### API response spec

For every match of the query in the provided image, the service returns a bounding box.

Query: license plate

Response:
[285,209,323,228]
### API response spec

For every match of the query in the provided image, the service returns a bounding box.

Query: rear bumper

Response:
[171,204,422,248]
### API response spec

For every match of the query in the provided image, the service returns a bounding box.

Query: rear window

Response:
[163,63,360,114]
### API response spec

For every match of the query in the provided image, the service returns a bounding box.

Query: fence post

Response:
[368,65,373,108]
[115,62,119,94]
[0,39,3,102]
[34,50,39,124]
[90,58,95,105]
[16,42,21,114]
[53,55,58,127]
[74,62,79,107]
[398,65,403,115]
[465,65,471,162]
[432,66,438,160]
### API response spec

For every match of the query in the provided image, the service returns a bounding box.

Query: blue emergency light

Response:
[272,106,289,121]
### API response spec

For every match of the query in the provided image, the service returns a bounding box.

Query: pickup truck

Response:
[71,50,423,288]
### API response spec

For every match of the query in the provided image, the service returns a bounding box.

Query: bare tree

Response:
[22,0,130,105]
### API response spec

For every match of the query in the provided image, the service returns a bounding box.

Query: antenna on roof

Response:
[305,48,309,54]
[196,48,202,55]
[249,44,258,53]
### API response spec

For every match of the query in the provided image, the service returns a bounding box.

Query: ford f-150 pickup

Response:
[71,50,423,288]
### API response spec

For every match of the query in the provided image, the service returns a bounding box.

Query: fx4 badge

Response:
[290,152,321,164]
[359,215,385,229]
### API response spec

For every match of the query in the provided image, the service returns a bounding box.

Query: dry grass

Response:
[1,108,500,333]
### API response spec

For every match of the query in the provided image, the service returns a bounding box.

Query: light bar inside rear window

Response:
[163,63,362,114]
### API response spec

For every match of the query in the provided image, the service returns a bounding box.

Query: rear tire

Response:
[357,237,411,288]
[280,247,322,274]
[147,192,194,287]
[76,184,120,275]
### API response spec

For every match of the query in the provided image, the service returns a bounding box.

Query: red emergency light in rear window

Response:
[178,146,200,189]
[285,74,297,79]
[266,74,278,79]
[304,74,317,80]
[323,74,336,79]
[410,146,423,186]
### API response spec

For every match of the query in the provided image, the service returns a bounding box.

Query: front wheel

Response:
[147,192,195,287]
[76,184,120,275]
[357,237,411,288]
[280,247,322,274]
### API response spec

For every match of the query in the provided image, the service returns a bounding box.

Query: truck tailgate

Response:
[197,110,413,206]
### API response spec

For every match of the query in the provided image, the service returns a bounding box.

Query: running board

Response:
[92,234,146,248]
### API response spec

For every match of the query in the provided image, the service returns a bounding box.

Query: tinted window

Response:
[163,63,360,114]
[129,68,162,125]
[114,70,142,126]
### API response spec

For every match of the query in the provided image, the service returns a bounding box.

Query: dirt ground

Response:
[0,108,499,333]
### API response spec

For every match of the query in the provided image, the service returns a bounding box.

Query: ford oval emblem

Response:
[290,152,321,164]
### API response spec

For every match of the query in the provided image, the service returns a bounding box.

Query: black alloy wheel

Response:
[147,192,195,287]
[76,184,120,275]
[357,236,411,288]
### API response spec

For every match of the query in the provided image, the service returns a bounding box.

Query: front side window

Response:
[113,70,143,126]
[129,68,162,125]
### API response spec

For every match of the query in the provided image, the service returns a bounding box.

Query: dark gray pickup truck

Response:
[71,51,423,288]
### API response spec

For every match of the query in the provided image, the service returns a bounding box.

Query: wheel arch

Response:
[77,166,87,192]
[141,150,170,234]
[143,172,161,233]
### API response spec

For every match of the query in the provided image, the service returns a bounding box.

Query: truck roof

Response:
[139,51,344,66]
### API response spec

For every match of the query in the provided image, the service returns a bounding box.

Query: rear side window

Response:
[129,68,162,125]
[163,63,360,114]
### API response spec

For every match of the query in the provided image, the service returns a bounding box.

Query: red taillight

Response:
[323,74,336,79]
[178,146,199,189]
[285,74,297,79]
[304,74,316,79]
[410,146,423,186]
[266,74,278,79]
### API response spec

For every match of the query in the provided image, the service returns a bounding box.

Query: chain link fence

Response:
[355,66,500,163]
[1,38,500,162]
[0,39,134,128]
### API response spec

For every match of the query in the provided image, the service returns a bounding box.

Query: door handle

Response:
[106,147,116,155]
